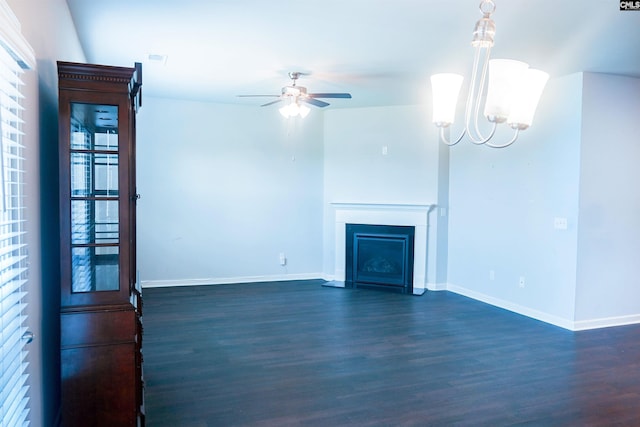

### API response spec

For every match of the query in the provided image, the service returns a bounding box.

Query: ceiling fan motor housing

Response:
[282,85,307,98]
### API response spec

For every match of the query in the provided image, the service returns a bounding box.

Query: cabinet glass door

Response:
[69,102,120,292]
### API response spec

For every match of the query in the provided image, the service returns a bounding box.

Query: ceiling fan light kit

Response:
[238,71,352,119]
[430,0,549,148]
[279,99,310,118]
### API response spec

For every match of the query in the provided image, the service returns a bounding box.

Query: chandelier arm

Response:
[462,46,481,138]
[439,126,467,146]
[470,121,497,145]
[463,46,494,145]
[472,46,492,141]
[485,127,520,148]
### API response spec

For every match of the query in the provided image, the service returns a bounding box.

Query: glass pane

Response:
[355,236,407,286]
[71,152,119,197]
[71,200,119,244]
[70,103,118,151]
[72,246,120,292]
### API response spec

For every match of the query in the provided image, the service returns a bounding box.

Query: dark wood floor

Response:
[142,280,640,426]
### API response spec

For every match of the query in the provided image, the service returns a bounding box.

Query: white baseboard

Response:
[141,273,325,288]
[573,314,640,331]
[445,283,640,331]
[446,283,575,330]
[426,282,448,291]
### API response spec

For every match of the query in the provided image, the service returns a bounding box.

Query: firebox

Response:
[345,223,415,294]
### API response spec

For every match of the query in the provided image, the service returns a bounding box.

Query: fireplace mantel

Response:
[331,202,435,210]
[331,202,435,295]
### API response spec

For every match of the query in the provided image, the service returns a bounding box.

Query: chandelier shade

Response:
[506,68,549,128]
[483,59,529,123]
[430,73,464,126]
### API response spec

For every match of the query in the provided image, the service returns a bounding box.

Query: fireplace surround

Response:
[331,202,435,295]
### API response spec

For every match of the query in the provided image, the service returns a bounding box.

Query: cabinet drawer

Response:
[61,308,136,348]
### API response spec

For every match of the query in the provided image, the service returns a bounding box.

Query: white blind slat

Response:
[0,266,27,286]
[1,161,26,173]
[1,106,23,125]
[0,220,24,229]
[2,124,25,138]
[3,390,29,427]
[0,340,27,392]
[2,135,24,147]
[0,289,26,316]
[0,241,26,257]
[0,49,24,75]
[0,321,25,358]
[0,91,22,111]
[0,76,22,95]
[0,278,25,299]
[0,66,23,85]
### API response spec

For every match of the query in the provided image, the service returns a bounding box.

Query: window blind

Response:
[0,2,34,426]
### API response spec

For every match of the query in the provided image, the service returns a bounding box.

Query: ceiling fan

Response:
[238,72,352,117]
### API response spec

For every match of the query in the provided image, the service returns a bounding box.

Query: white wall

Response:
[137,97,325,286]
[447,73,584,328]
[6,0,86,425]
[137,101,451,290]
[447,72,640,330]
[575,73,640,326]
[322,105,445,285]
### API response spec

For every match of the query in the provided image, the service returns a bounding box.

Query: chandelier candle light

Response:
[430,0,549,148]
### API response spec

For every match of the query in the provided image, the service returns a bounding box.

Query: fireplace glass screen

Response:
[346,224,415,293]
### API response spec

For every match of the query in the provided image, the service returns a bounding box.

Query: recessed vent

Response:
[146,53,168,64]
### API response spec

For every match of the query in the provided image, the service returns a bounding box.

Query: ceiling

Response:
[65,0,640,109]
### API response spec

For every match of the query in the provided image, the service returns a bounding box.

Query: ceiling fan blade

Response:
[308,93,352,99]
[261,99,283,107]
[237,94,280,98]
[302,98,330,108]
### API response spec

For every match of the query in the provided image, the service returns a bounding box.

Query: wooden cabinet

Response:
[58,61,144,426]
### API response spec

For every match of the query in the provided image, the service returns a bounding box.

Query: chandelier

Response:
[430,0,549,148]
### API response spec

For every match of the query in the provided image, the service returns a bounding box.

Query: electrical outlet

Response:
[279,253,286,266]
[519,276,525,288]
[554,217,568,230]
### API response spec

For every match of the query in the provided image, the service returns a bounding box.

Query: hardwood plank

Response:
[142,280,640,426]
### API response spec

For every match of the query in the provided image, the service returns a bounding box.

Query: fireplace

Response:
[331,202,435,295]
[345,224,415,294]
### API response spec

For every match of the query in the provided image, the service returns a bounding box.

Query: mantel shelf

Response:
[331,202,436,212]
